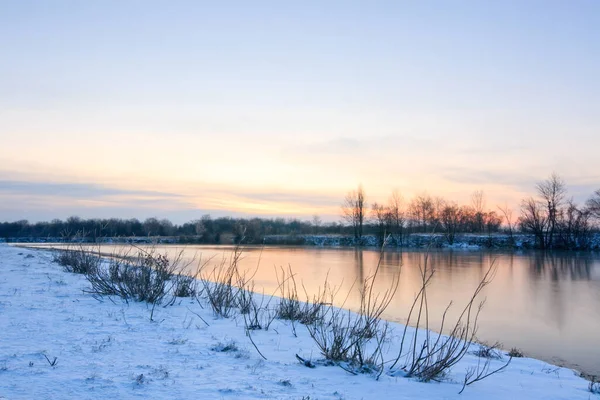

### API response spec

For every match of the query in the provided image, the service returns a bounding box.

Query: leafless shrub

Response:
[459,354,512,394]
[53,243,100,275]
[302,273,358,361]
[390,254,497,383]
[274,266,325,326]
[172,273,198,298]
[237,283,256,315]
[473,341,504,360]
[306,302,392,377]
[234,252,260,314]
[353,321,390,376]
[355,244,399,340]
[275,265,303,321]
[87,249,174,302]
[507,347,524,358]
[298,282,331,333]
[85,246,192,319]
[306,307,358,362]
[305,238,399,377]
[231,247,283,336]
[236,277,274,360]
[200,246,245,318]
[240,264,296,339]
[239,282,272,331]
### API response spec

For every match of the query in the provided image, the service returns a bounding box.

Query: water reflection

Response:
[354,248,365,294]
[529,252,594,281]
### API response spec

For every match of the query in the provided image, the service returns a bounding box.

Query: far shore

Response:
[4,232,600,251]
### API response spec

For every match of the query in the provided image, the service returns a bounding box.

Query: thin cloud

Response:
[454,143,531,156]
[228,190,341,208]
[0,180,184,200]
[440,168,537,191]
[299,135,434,157]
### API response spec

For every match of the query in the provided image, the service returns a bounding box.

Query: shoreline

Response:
[5,232,600,251]
[1,243,596,399]
[10,243,600,378]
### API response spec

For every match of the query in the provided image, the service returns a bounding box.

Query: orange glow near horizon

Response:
[1,1,599,222]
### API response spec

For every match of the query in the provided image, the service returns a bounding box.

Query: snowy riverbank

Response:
[0,244,595,399]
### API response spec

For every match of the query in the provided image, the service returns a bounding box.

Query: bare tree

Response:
[587,189,600,220]
[519,173,569,249]
[558,199,592,249]
[312,215,322,234]
[192,219,207,237]
[432,196,446,228]
[519,197,548,248]
[439,202,462,245]
[471,190,486,233]
[387,189,405,244]
[483,211,503,234]
[342,185,367,240]
[536,173,566,249]
[159,219,176,236]
[409,194,435,232]
[371,202,390,246]
[142,217,161,236]
[497,204,516,244]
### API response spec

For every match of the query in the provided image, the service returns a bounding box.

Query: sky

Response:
[1,1,599,223]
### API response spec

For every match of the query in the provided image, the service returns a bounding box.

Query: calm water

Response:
[24,244,600,376]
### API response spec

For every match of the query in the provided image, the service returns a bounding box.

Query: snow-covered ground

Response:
[0,244,594,400]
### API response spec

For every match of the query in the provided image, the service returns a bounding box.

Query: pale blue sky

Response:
[1,1,599,222]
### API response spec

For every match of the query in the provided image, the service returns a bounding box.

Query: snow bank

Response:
[0,244,593,399]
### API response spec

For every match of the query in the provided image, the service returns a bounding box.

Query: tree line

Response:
[1,173,599,249]
[343,186,504,245]
[0,215,337,243]
[342,173,600,249]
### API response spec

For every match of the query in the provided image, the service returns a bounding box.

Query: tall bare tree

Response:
[342,185,367,240]
[439,202,462,244]
[536,173,566,248]
[311,215,322,234]
[432,196,446,228]
[371,202,390,245]
[559,199,592,249]
[387,189,405,244]
[409,194,435,232]
[519,173,566,249]
[471,190,486,233]
[520,197,548,248]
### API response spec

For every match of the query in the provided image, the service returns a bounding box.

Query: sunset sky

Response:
[1,1,599,223]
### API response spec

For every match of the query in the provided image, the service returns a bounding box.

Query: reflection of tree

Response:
[530,252,593,281]
[380,251,402,286]
[382,251,402,268]
[506,253,515,277]
[354,248,365,294]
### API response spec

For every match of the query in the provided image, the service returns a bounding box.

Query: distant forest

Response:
[2,174,599,250]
